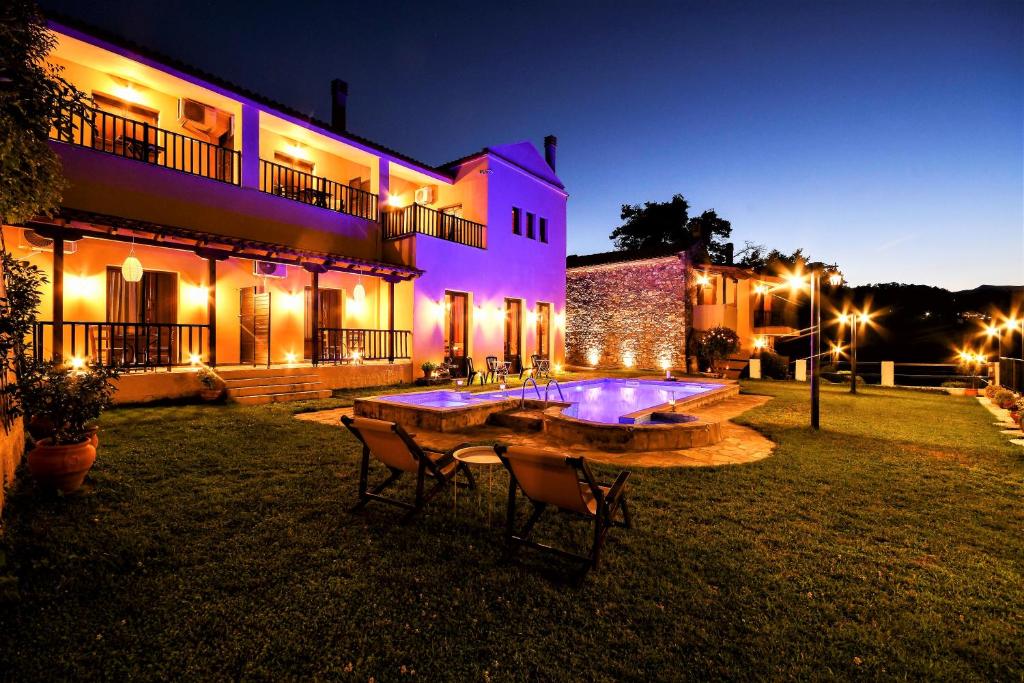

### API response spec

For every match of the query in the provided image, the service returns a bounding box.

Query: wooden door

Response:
[504,298,522,372]
[240,288,271,367]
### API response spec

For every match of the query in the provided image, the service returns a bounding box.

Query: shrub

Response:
[993,388,1018,410]
[984,384,999,399]
[758,350,789,379]
[941,380,968,389]
[196,366,221,390]
[421,361,438,374]
[15,359,118,444]
[697,326,740,370]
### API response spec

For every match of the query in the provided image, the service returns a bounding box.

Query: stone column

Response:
[880,361,895,387]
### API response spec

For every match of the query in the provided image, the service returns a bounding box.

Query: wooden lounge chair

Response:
[341,415,476,520]
[495,445,632,572]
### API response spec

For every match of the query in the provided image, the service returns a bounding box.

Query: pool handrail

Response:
[520,376,541,408]
[544,378,564,403]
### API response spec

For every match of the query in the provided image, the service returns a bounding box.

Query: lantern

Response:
[353,276,365,303]
[121,251,143,282]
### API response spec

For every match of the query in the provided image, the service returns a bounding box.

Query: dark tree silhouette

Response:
[610,194,733,260]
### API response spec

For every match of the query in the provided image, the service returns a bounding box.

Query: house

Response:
[564,247,797,372]
[3,18,567,403]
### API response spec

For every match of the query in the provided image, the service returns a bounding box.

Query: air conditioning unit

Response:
[254,261,287,279]
[20,229,78,254]
[414,185,436,205]
[178,97,214,133]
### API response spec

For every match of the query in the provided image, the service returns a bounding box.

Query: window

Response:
[445,291,468,359]
[526,213,535,239]
[504,298,522,370]
[92,92,160,160]
[697,276,717,305]
[512,207,522,235]
[536,302,551,358]
[105,266,177,324]
[539,217,548,243]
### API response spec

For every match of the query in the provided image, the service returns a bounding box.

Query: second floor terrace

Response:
[43,21,490,252]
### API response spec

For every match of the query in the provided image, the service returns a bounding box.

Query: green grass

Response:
[0,381,1021,680]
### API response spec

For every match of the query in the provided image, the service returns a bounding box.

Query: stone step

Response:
[223,374,320,389]
[488,409,545,431]
[231,389,333,406]
[226,381,326,398]
[217,367,319,381]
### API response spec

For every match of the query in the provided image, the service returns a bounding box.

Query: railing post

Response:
[311,270,320,367]
[52,235,64,362]
[240,104,260,189]
[388,278,396,364]
[207,256,218,366]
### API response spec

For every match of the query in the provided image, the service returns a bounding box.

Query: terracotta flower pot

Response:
[27,438,97,494]
[964,389,978,397]
[200,387,222,401]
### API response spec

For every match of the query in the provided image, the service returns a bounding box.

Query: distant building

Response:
[565,247,798,372]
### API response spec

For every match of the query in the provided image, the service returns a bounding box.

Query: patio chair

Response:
[463,357,482,385]
[530,354,551,379]
[484,355,507,384]
[341,415,476,521]
[495,445,632,572]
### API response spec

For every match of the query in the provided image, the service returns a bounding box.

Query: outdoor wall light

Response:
[121,239,143,282]
[186,285,209,307]
[387,194,404,207]
[622,353,635,368]
[69,356,85,371]
[285,352,297,364]
[189,354,202,366]
[111,78,144,104]
[753,337,767,350]
[696,273,711,287]
[587,349,600,366]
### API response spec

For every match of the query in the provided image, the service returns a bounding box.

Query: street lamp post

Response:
[808,268,842,430]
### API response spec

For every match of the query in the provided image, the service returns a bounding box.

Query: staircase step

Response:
[226,381,326,398]
[223,374,319,389]
[231,389,332,406]
[217,367,319,381]
[488,410,545,431]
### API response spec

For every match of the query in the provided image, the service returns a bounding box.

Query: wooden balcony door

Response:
[504,298,522,372]
[303,287,343,360]
[240,287,271,367]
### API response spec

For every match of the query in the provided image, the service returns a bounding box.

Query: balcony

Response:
[382,204,486,249]
[315,328,411,364]
[32,321,210,370]
[754,309,798,329]
[52,107,240,184]
[259,159,378,222]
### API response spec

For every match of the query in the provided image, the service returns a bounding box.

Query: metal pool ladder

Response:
[520,376,541,408]
[544,379,564,403]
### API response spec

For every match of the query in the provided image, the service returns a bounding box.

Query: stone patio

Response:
[295,393,775,467]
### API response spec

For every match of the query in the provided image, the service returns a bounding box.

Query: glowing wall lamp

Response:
[186,284,209,307]
[587,349,600,367]
[696,273,711,287]
[121,240,143,282]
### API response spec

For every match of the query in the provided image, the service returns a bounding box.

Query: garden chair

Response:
[341,416,476,521]
[495,445,632,572]
[530,354,550,379]
[463,357,482,385]
[484,356,507,384]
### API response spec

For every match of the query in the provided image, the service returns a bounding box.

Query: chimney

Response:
[544,134,557,172]
[331,79,348,131]
[725,242,734,265]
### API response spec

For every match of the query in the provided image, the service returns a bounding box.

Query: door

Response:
[444,291,468,361]
[504,298,522,372]
[304,287,343,360]
[240,287,271,367]
[536,302,551,359]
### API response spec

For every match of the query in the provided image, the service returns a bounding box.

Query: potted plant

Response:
[421,361,438,379]
[17,359,118,493]
[196,365,223,401]
[993,388,1018,410]
[1012,397,1024,429]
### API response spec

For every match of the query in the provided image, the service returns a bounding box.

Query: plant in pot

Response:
[16,359,118,493]
[421,361,438,379]
[697,326,740,376]
[1012,397,1024,429]
[196,365,224,401]
[993,388,1018,410]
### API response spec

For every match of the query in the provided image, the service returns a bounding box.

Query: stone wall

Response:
[0,417,24,512]
[566,255,688,370]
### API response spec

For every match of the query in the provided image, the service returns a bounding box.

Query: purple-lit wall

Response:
[411,149,567,370]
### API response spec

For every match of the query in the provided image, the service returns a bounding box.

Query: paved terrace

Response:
[295,392,774,467]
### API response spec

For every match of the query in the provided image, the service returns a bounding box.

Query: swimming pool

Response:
[373,378,724,425]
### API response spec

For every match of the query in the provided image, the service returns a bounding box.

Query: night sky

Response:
[41,0,1023,290]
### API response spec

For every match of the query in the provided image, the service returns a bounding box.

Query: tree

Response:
[609,194,733,260]
[735,241,834,275]
[0,0,91,225]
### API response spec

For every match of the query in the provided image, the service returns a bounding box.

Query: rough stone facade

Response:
[566,254,688,370]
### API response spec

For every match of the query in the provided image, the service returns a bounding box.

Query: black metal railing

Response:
[754,308,798,328]
[33,321,210,370]
[51,106,241,184]
[316,328,411,364]
[382,204,486,249]
[260,159,378,221]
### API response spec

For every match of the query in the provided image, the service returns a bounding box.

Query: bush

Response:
[993,388,1018,410]
[697,326,740,370]
[758,351,789,379]
[984,384,999,399]
[941,380,969,389]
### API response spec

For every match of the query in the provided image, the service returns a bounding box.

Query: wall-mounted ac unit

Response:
[21,229,78,254]
[178,97,214,134]
[414,186,436,205]
[254,261,287,278]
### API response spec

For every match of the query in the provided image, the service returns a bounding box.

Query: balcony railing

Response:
[754,309,798,328]
[260,159,378,222]
[51,107,241,184]
[382,204,486,249]
[316,328,411,364]
[32,321,210,370]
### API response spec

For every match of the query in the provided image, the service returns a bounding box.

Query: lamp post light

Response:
[985,324,1002,359]
[837,309,870,394]
[807,267,843,430]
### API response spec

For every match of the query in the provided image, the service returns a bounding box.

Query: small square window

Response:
[512,207,521,235]
[526,212,535,239]
[539,217,548,243]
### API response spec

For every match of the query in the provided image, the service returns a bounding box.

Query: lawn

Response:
[0,381,1021,680]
